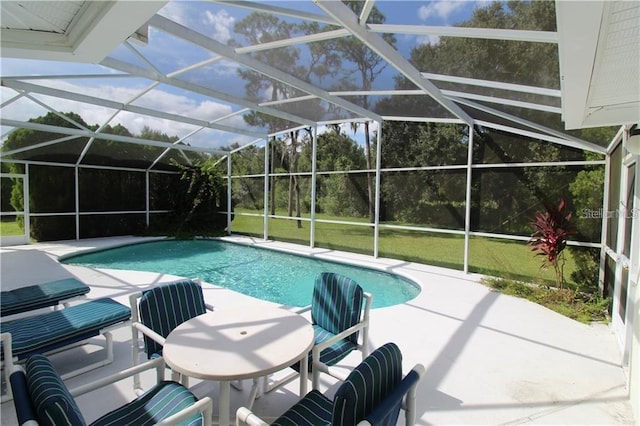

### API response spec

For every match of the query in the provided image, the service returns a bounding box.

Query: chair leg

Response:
[263,370,299,393]
[59,332,115,381]
[246,378,261,409]
[404,383,418,425]
[170,369,189,388]
[1,333,15,403]
[132,325,142,392]
[312,367,320,391]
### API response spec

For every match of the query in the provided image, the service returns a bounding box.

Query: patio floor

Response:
[0,236,635,425]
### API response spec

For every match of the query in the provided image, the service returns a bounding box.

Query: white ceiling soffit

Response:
[557,0,640,129]
[0,1,167,63]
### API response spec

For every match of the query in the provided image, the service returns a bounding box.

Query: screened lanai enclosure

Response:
[1,0,639,414]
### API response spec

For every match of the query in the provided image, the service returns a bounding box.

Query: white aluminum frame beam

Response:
[451,96,606,154]
[3,79,266,139]
[369,24,558,43]
[235,29,349,54]
[0,119,227,155]
[313,0,473,126]
[0,135,81,158]
[148,14,381,123]
[359,0,376,24]
[100,57,315,128]
[422,73,561,98]
[0,73,133,81]
[330,87,561,114]
[442,90,561,114]
[212,0,337,25]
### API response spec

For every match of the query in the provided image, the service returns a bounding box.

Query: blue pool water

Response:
[62,239,420,308]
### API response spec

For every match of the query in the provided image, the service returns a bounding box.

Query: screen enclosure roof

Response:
[1,0,639,168]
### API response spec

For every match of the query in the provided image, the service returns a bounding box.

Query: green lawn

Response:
[1,210,582,288]
[230,211,581,287]
[0,219,23,236]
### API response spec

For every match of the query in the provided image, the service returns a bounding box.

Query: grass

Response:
[5,210,603,322]
[1,210,583,289]
[231,210,610,323]
[0,219,23,236]
[230,211,581,288]
[482,276,610,324]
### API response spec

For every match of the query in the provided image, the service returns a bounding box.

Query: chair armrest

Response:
[402,364,426,425]
[191,278,214,312]
[363,292,373,309]
[9,364,38,426]
[68,357,165,397]
[292,304,311,315]
[312,291,372,358]
[157,396,213,426]
[2,332,15,363]
[357,364,425,426]
[312,320,368,356]
[132,321,167,346]
[236,407,270,426]
[2,332,17,403]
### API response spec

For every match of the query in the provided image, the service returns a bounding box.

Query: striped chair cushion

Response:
[293,325,358,373]
[90,381,203,426]
[271,390,332,426]
[1,278,90,317]
[25,354,86,426]
[1,298,131,360]
[364,368,422,426]
[138,280,207,359]
[332,343,403,426]
[10,367,38,425]
[311,272,363,346]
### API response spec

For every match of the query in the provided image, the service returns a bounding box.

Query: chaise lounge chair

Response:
[1,297,131,401]
[1,277,90,317]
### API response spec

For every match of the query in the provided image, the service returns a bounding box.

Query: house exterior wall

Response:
[602,129,639,424]
[631,274,639,424]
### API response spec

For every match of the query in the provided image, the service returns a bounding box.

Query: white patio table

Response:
[163,306,314,426]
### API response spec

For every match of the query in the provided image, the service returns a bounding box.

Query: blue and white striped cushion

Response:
[138,280,207,359]
[1,298,131,360]
[90,381,203,426]
[25,354,86,426]
[311,272,363,345]
[1,278,90,317]
[332,343,403,426]
[271,390,332,426]
[293,326,358,373]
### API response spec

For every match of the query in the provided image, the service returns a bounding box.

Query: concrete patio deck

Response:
[0,236,635,425]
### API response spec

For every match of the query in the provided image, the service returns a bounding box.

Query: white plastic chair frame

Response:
[1,322,124,403]
[129,279,214,393]
[264,291,373,393]
[9,351,213,426]
[237,363,426,426]
[70,357,213,426]
[311,291,373,389]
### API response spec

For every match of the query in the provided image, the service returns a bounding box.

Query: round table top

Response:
[163,306,314,381]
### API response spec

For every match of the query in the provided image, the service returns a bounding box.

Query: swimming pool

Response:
[62,239,420,308]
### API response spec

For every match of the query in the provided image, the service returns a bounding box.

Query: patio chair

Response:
[8,352,213,426]
[0,297,132,402]
[1,277,90,317]
[265,272,372,393]
[129,278,214,392]
[237,342,425,426]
